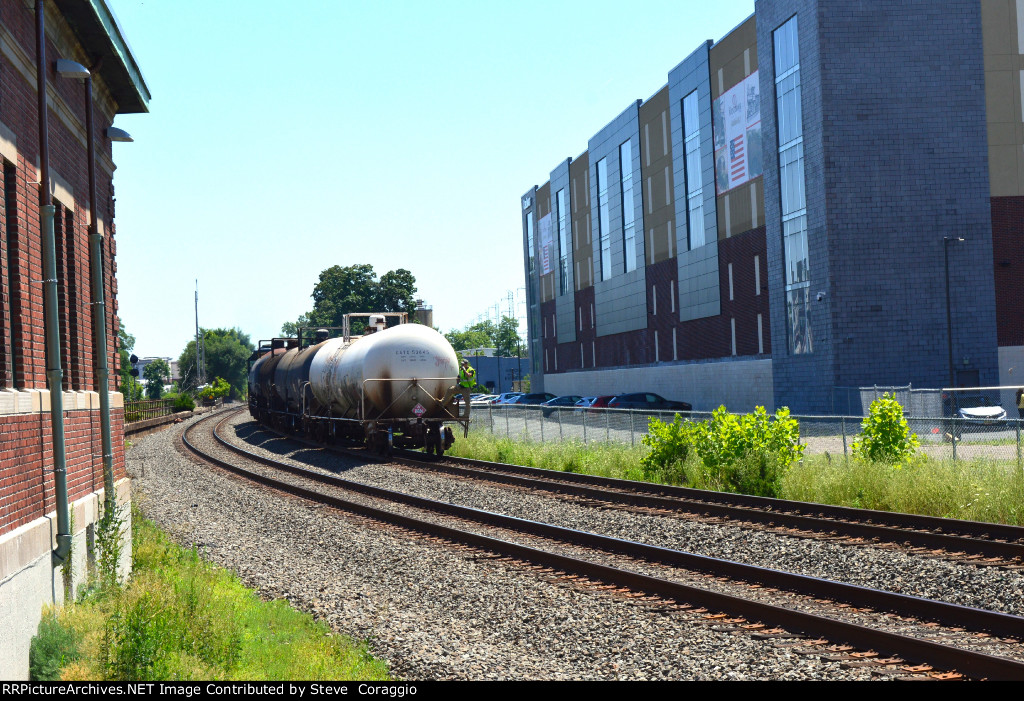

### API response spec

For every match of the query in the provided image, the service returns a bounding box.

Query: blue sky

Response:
[105,0,755,359]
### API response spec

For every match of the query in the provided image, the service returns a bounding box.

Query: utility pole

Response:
[195,280,204,386]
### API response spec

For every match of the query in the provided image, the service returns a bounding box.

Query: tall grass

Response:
[784,454,1024,525]
[31,508,391,681]
[453,432,1024,526]
[450,431,650,480]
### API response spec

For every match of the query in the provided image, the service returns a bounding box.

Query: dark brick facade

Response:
[992,196,1024,347]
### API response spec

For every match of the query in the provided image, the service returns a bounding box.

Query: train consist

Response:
[248,312,470,455]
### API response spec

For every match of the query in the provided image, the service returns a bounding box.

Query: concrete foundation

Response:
[0,478,131,680]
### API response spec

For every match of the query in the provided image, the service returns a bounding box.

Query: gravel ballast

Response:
[128,411,1014,680]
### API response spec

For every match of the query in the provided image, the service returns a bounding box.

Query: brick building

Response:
[0,0,148,677]
[521,0,1022,414]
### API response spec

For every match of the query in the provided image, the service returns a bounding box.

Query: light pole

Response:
[943,236,964,390]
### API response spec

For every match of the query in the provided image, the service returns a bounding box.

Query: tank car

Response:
[248,312,469,455]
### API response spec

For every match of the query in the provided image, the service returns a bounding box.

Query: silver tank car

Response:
[309,322,458,420]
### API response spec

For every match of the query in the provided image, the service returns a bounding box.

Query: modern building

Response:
[0,0,148,678]
[462,352,529,395]
[521,0,1022,415]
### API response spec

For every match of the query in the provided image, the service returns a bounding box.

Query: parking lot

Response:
[467,404,1024,465]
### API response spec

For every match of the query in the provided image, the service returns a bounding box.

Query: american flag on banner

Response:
[538,213,553,275]
[729,134,746,183]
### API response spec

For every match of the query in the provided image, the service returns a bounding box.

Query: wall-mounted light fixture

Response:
[106,127,133,142]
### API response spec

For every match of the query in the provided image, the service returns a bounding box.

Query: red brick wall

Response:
[0,0,120,393]
[0,3,128,539]
[0,408,125,536]
[992,196,1024,347]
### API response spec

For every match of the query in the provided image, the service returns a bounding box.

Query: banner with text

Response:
[713,71,762,195]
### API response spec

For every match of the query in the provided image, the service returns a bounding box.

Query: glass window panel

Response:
[620,140,632,179]
[620,140,636,273]
[686,144,702,196]
[624,224,636,272]
[683,91,700,138]
[688,197,704,249]
[683,91,704,252]
[526,215,534,275]
[774,16,799,76]
[786,286,812,354]
[557,189,569,296]
[597,158,610,281]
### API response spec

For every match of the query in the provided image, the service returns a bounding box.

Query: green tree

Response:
[283,264,418,335]
[281,313,310,337]
[495,316,523,357]
[116,318,142,401]
[178,328,254,399]
[142,358,170,400]
[444,316,523,357]
[445,325,493,353]
[375,269,417,313]
[851,393,919,467]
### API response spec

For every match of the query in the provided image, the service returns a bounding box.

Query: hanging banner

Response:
[538,213,553,275]
[713,71,762,195]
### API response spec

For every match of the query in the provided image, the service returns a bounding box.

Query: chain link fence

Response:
[468,404,1024,468]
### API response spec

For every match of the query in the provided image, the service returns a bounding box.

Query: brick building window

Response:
[64,207,83,390]
[2,161,18,388]
[53,205,73,390]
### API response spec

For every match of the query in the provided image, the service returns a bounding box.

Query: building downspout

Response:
[36,0,71,567]
[83,66,115,520]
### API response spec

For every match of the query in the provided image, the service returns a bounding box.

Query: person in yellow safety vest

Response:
[457,360,476,415]
[458,359,477,391]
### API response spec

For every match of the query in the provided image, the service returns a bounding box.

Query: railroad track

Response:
[387,451,1024,566]
[181,409,1024,680]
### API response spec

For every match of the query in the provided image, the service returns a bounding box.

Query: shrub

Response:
[643,406,804,497]
[173,393,195,412]
[640,413,693,484]
[199,378,231,401]
[689,406,804,497]
[30,612,81,681]
[851,393,919,466]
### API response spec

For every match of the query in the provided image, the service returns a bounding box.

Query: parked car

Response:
[539,395,583,417]
[607,393,692,413]
[491,392,525,405]
[942,392,1007,440]
[470,394,498,406]
[506,392,557,406]
[580,395,618,414]
[573,397,599,413]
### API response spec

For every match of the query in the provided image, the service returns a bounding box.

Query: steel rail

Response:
[386,450,1024,560]
[183,413,1024,679]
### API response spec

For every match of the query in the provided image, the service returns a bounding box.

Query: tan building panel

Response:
[639,85,676,264]
[570,152,593,290]
[709,14,763,237]
[983,0,1024,197]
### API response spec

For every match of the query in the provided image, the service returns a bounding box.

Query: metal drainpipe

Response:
[84,69,115,519]
[37,0,71,567]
